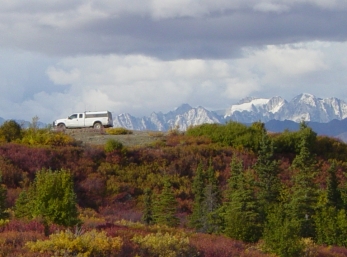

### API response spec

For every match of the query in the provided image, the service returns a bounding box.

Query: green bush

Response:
[186,121,265,152]
[104,139,124,153]
[14,169,80,228]
[0,120,22,142]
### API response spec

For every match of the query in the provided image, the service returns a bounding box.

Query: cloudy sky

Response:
[1,0,347,123]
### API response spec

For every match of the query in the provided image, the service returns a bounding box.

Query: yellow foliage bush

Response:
[26,229,122,257]
[301,238,318,257]
[106,127,133,135]
[0,219,9,227]
[44,131,75,146]
[132,231,198,257]
[21,129,75,146]
[78,208,106,229]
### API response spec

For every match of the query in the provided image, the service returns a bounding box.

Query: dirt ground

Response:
[64,128,167,147]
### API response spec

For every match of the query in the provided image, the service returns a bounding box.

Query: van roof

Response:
[84,111,111,113]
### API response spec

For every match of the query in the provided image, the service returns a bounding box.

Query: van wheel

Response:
[58,124,66,130]
[94,122,102,129]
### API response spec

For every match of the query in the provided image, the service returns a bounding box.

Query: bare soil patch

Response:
[64,128,166,147]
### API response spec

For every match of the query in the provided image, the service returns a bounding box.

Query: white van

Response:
[53,111,113,129]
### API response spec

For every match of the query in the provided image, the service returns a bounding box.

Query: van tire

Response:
[93,122,102,129]
[58,123,66,130]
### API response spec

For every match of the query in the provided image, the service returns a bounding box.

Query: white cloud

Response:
[244,44,327,80]
[38,41,339,120]
[0,39,346,123]
[37,2,109,29]
[47,67,80,85]
[224,78,260,99]
[253,2,290,13]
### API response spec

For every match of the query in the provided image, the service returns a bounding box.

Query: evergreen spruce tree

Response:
[0,174,8,219]
[227,155,243,192]
[222,156,243,234]
[289,127,318,238]
[326,160,343,208]
[142,188,154,225]
[314,200,347,247]
[153,177,179,227]
[14,189,32,219]
[189,162,206,230]
[253,131,280,222]
[314,204,339,246]
[263,204,304,257]
[336,209,347,246]
[223,161,261,242]
[314,161,345,246]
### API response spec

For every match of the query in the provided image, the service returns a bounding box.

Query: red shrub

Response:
[6,187,21,208]
[1,219,45,233]
[190,233,268,257]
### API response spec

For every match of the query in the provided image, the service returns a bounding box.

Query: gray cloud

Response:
[0,1,346,59]
[0,1,346,123]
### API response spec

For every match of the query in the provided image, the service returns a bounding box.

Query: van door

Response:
[66,113,85,128]
[76,113,85,127]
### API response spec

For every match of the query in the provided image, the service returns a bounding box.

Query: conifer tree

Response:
[14,189,32,219]
[227,155,244,192]
[314,161,346,246]
[222,156,243,233]
[314,204,339,246]
[289,127,318,238]
[253,131,280,222]
[189,162,206,230]
[153,177,179,227]
[263,204,304,257]
[0,174,8,219]
[142,188,154,225]
[223,158,261,242]
[326,160,343,208]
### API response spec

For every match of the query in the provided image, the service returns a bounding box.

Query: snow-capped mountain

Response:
[224,96,287,123]
[114,104,221,131]
[282,93,347,122]
[224,93,347,123]
[113,93,347,131]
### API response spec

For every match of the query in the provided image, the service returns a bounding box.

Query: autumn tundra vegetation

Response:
[1,119,347,256]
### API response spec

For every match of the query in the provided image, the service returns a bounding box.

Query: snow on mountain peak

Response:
[294,93,317,106]
[113,93,347,131]
[267,96,286,113]
[230,98,269,114]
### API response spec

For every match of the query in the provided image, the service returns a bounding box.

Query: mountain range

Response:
[1,93,347,142]
[113,93,347,142]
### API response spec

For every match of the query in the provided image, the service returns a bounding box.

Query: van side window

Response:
[69,114,77,119]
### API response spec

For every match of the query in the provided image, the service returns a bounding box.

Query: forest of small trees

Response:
[1,119,347,256]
